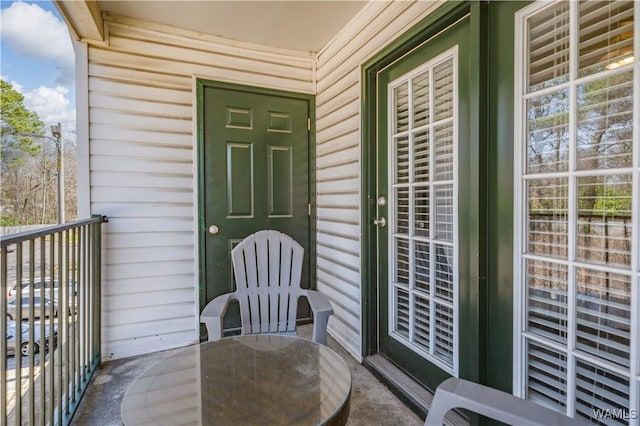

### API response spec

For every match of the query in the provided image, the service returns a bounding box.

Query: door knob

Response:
[373,217,386,228]
[208,225,220,235]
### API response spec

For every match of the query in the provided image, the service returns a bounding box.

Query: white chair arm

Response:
[425,378,589,426]
[301,290,333,345]
[200,293,235,342]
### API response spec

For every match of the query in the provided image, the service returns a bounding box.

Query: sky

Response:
[0,0,76,139]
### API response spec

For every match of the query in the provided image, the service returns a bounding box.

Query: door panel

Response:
[200,83,312,331]
[376,16,471,391]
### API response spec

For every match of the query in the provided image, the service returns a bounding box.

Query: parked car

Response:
[6,320,58,356]
[6,296,58,320]
[7,280,76,301]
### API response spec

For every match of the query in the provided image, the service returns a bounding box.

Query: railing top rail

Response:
[0,214,107,246]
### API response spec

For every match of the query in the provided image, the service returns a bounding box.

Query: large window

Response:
[515,1,637,423]
[388,48,458,375]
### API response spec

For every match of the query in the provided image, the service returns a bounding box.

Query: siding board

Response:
[90,48,312,94]
[316,83,359,118]
[105,246,194,264]
[90,109,192,133]
[91,171,193,189]
[315,0,441,357]
[104,331,194,360]
[92,188,193,204]
[103,275,195,296]
[316,114,360,142]
[90,156,193,174]
[316,67,360,105]
[106,20,314,67]
[316,102,360,132]
[106,34,312,81]
[104,317,195,342]
[317,146,361,168]
[104,303,194,327]
[103,259,194,281]
[89,78,192,103]
[89,63,192,90]
[90,126,192,146]
[317,141,360,159]
[106,290,194,311]
[89,93,193,118]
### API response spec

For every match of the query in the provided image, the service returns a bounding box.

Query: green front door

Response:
[374,15,475,391]
[198,81,313,331]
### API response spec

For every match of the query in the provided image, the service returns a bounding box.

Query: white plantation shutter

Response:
[578,1,634,77]
[526,341,568,410]
[574,361,630,424]
[516,1,637,424]
[527,2,570,91]
[388,49,458,374]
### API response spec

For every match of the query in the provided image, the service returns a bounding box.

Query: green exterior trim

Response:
[361,0,472,364]
[361,0,535,400]
[196,79,207,315]
[196,79,317,314]
[459,0,486,385]
[484,0,533,394]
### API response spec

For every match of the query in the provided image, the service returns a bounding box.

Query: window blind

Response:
[527,2,570,91]
[519,1,636,422]
[389,50,458,374]
[579,1,634,77]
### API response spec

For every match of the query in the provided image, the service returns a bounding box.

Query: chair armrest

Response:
[199,293,235,342]
[300,290,334,345]
[424,378,589,426]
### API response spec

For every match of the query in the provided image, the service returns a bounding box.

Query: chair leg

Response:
[312,310,331,345]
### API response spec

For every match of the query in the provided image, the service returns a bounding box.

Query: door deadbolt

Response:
[377,196,386,206]
[208,225,220,235]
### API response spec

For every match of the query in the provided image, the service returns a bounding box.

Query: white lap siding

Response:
[89,1,447,360]
[315,0,443,360]
[88,17,314,359]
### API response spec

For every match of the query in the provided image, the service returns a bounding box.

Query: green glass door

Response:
[375,16,474,390]
[198,82,313,332]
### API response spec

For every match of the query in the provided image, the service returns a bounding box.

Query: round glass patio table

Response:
[121,334,351,425]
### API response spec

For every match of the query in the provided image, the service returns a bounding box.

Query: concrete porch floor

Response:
[70,325,424,426]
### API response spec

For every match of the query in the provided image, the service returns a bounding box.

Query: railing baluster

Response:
[56,231,63,426]
[39,235,46,426]
[95,217,102,367]
[28,240,35,425]
[69,228,80,404]
[49,232,56,426]
[81,225,87,382]
[1,245,8,425]
[81,226,86,378]
[15,241,23,426]
[64,228,70,418]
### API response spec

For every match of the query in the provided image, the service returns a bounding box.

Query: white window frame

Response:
[513,1,640,422]
[387,47,459,376]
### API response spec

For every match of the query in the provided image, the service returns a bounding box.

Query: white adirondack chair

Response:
[424,378,589,426]
[200,230,334,345]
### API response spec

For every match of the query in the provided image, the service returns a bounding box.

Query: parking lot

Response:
[5,318,76,423]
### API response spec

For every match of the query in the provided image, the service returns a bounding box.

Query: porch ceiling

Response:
[65,1,368,53]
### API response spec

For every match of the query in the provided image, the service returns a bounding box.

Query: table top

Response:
[121,334,352,425]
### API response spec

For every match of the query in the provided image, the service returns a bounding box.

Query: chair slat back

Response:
[231,230,304,335]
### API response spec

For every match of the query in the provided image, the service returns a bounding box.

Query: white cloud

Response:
[2,76,75,142]
[0,2,74,86]
[23,85,75,129]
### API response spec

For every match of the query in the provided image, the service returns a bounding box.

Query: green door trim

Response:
[360,0,486,386]
[196,79,317,314]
